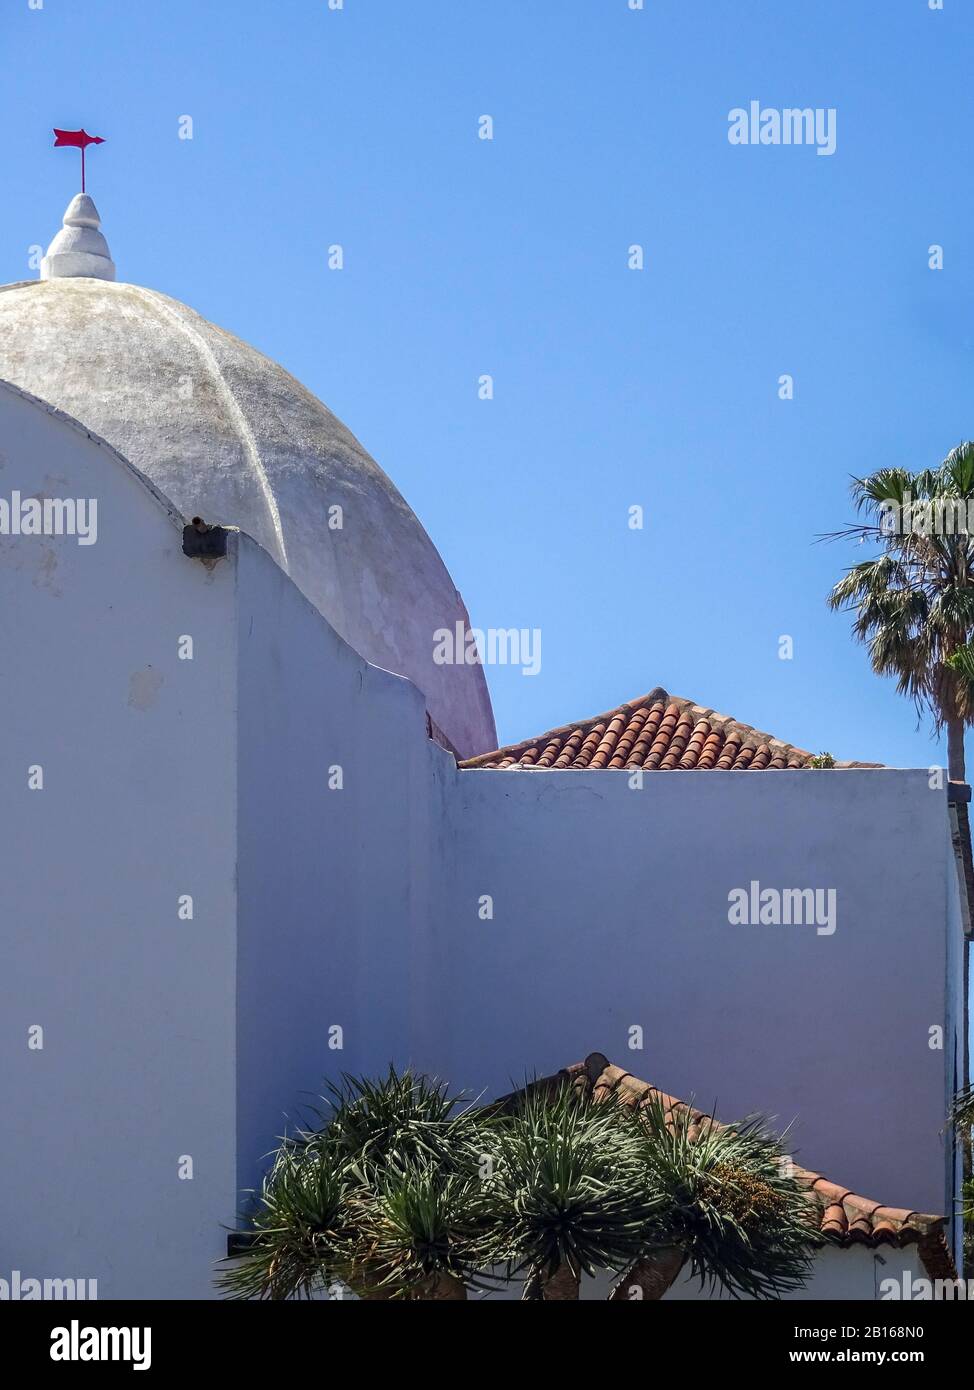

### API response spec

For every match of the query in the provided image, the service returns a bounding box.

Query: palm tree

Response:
[827,444,974,781]
[610,1096,819,1301]
[481,1082,660,1299]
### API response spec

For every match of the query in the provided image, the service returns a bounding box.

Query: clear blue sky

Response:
[3,0,972,765]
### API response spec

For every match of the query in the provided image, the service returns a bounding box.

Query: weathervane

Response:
[53,128,105,193]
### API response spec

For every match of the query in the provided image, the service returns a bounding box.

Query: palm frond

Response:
[827,455,974,739]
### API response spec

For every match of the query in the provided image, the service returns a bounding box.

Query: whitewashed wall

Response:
[0,383,238,1298]
[439,767,958,1218]
[0,378,962,1298]
[228,554,963,1288]
[232,539,447,1187]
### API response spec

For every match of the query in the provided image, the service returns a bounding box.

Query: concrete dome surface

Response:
[0,267,495,758]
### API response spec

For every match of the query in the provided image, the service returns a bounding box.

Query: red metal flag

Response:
[53,128,105,150]
[52,128,105,193]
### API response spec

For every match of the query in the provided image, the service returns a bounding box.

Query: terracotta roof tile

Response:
[459,687,874,772]
[495,1054,955,1279]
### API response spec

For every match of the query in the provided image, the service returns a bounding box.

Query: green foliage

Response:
[946,643,974,687]
[950,1083,974,1267]
[306,1066,477,1183]
[826,444,974,737]
[626,1095,820,1300]
[219,1067,488,1301]
[352,1164,493,1298]
[219,1067,821,1302]
[481,1083,659,1285]
[952,1082,974,1135]
[808,752,836,768]
[216,1143,351,1300]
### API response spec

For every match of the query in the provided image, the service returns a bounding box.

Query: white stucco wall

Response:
[232,539,451,1188]
[440,768,954,1217]
[0,382,456,1299]
[226,555,962,1293]
[1,379,962,1298]
[0,383,238,1298]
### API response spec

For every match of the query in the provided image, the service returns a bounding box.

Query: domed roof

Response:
[0,199,495,758]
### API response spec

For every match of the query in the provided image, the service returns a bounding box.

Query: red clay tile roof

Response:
[460,687,878,771]
[502,1054,955,1279]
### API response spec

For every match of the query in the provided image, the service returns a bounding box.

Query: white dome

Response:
[0,252,495,758]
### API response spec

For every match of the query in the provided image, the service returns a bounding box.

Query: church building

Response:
[0,195,968,1299]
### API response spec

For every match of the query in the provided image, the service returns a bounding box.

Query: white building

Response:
[0,197,968,1300]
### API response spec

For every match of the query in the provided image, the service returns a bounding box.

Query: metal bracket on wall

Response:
[182,517,228,560]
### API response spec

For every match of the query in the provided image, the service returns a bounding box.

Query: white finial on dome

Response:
[40,193,115,282]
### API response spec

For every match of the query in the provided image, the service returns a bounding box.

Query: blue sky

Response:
[3,0,972,764]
